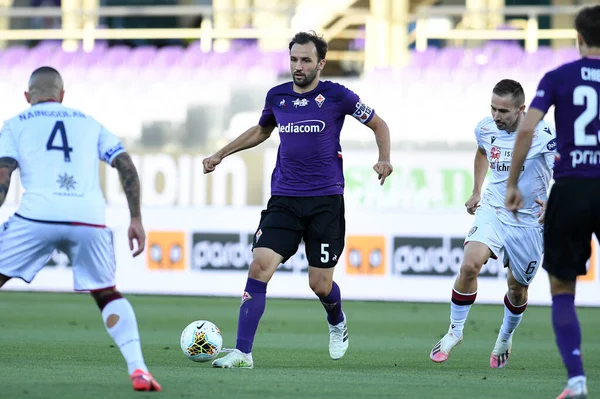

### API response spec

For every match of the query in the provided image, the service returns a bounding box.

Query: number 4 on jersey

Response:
[46,121,73,162]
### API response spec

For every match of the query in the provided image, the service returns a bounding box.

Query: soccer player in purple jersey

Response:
[506,5,600,399]
[202,31,393,368]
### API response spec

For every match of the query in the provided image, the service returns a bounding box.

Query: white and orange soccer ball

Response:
[180,320,223,362]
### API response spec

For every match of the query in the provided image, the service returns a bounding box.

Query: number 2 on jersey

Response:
[46,121,73,162]
[573,85,600,146]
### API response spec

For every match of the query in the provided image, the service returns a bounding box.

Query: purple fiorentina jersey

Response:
[258,80,375,196]
[530,57,600,179]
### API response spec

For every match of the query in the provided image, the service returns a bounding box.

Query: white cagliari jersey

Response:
[475,116,556,227]
[0,102,125,225]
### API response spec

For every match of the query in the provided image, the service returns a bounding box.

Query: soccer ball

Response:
[180,320,223,362]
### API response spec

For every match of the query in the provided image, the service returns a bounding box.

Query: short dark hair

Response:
[493,79,525,107]
[289,31,328,61]
[575,5,600,48]
[30,66,61,78]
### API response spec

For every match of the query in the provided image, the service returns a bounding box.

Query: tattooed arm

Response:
[112,152,145,256]
[111,152,141,218]
[0,157,18,207]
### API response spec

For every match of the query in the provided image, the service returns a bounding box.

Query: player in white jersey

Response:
[429,79,556,368]
[0,67,161,392]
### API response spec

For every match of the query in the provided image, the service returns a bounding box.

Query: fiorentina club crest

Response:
[315,94,325,108]
[241,291,252,304]
[255,229,262,243]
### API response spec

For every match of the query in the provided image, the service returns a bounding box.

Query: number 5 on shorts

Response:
[321,243,329,263]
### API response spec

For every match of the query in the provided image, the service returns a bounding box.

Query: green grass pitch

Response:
[0,291,598,398]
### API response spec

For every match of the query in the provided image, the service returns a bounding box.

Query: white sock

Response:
[102,298,148,375]
[450,302,472,338]
[450,289,477,338]
[499,305,524,341]
[499,295,527,341]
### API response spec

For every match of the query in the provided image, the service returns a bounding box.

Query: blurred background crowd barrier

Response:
[1,0,597,304]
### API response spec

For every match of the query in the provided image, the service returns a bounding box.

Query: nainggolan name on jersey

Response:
[18,109,86,121]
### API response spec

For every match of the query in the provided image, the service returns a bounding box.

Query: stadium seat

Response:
[0,42,577,145]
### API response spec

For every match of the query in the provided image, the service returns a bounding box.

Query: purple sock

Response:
[552,293,585,378]
[320,281,344,325]
[236,278,267,354]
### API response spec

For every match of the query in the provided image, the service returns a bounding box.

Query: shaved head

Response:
[25,66,64,105]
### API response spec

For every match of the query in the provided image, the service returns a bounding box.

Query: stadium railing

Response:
[0,5,366,61]
[0,4,585,66]
[414,4,581,53]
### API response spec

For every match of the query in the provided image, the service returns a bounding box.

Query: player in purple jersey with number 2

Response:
[203,31,392,369]
[506,5,600,399]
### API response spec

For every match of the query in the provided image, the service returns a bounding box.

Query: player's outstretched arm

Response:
[466,147,488,215]
[366,115,393,185]
[0,157,17,207]
[203,124,275,174]
[112,152,145,257]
